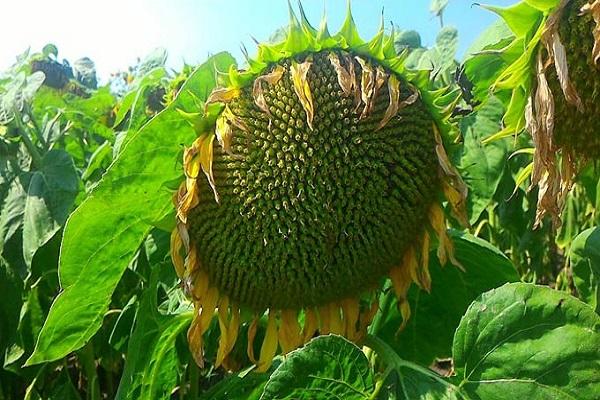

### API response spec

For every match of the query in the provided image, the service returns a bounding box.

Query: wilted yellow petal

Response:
[433,124,469,227]
[187,287,219,367]
[355,57,376,118]
[290,60,314,130]
[253,65,285,115]
[377,74,400,131]
[191,269,210,302]
[247,316,259,364]
[431,204,462,271]
[187,308,205,367]
[356,299,378,342]
[302,308,318,343]
[581,0,600,64]
[198,134,219,203]
[256,310,279,373]
[184,244,199,278]
[389,265,412,331]
[215,115,233,155]
[329,303,344,335]
[278,309,302,354]
[420,231,431,292]
[170,228,185,278]
[328,52,354,96]
[205,87,241,111]
[341,298,360,341]
[216,296,231,367]
[215,298,240,368]
[318,305,331,334]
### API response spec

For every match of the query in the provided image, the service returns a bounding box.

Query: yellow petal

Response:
[389,265,412,331]
[278,309,302,354]
[198,134,219,203]
[420,231,431,293]
[377,74,401,131]
[184,244,199,277]
[433,124,469,227]
[170,228,185,278]
[302,308,318,343]
[253,65,286,115]
[191,269,210,302]
[205,87,241,111]
[329,303,344,335]
[318,305,331,334]
[187,308,205,367]
[356,299,378,342]
[187,287,219,368]
[290,60,314,130]
[341,298,360,341]
[215,115,233,155]
[216,296,231,367]
[247,316,259,364]
[256,310,279,373]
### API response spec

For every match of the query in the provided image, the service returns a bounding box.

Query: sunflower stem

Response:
[188,359,199,400]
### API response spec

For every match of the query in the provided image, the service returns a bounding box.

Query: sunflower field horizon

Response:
[1,1,599,399]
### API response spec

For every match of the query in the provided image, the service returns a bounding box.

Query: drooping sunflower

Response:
[465,0,600,227]
[170,4,468,372]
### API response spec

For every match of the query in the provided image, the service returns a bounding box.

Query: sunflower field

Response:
[1,1,599,399]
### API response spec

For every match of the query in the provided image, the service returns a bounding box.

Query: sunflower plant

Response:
[1,2,599,400]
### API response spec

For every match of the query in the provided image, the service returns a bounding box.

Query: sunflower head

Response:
[466,0,600,227]
[171,3,467,372]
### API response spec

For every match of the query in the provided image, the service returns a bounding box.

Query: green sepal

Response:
[333,1,364,48]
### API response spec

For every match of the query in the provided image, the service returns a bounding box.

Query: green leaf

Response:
[459,96,509,224]
[376,232,519,366]
[25,52,236,366]
[0,173,31,250]
[0,258,23,357]
[198,369,271,400]
[365,336,464,400]
[453,283,600,399]
[570,227,600,313]
[115,267,191,400]
[22,149,78,266]
[261,335,375,400]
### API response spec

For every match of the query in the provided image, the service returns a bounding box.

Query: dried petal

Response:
[290,60,315,130]
[328,52,353,96]
[253,65,286,115]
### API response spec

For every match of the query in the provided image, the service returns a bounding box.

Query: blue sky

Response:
[0,0,515,80]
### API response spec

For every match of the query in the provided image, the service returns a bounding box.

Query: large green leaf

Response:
[22,149,78,266]
[261,335,375,400]
[365,336,464,400]
[570,227,600,313]
[453,283,600,399]
[198,369,271,400]
[115,267,191,400]
[26,52,236,366]
[459,96,508,224]
[376,232,519,366]
[0,258,23,358]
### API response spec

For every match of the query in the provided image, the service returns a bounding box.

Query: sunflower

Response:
[465,0,600,227]
[170,3,467,372]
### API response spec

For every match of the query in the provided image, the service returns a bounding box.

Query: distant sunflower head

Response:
[466,0,600,227]
[171,3,467,372]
